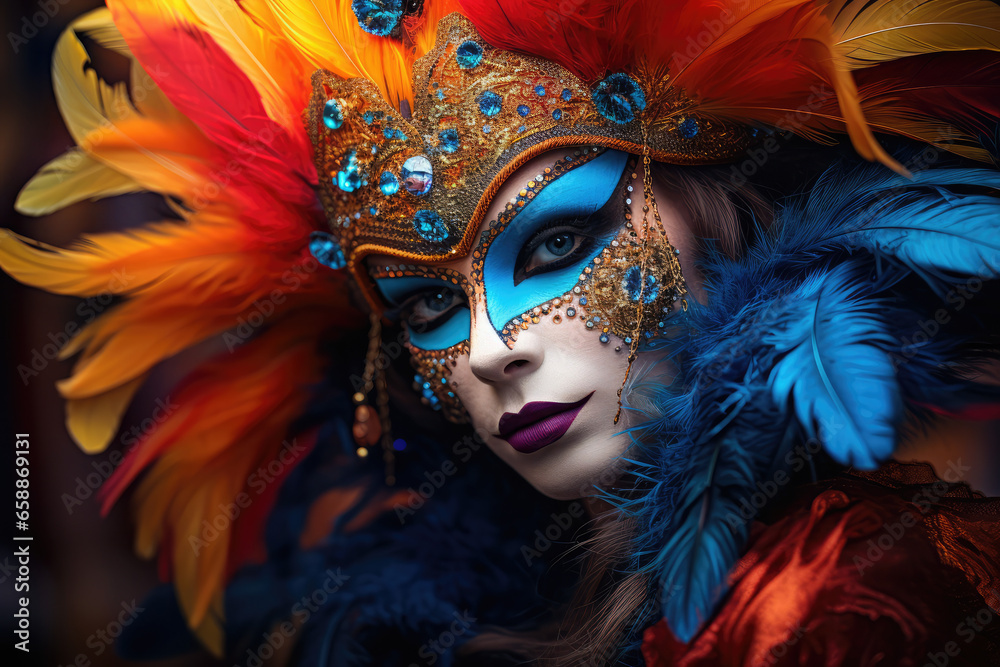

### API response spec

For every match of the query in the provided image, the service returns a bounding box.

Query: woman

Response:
[3,0,1000,664]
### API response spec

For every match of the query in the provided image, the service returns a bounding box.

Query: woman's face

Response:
[367,147,702,500]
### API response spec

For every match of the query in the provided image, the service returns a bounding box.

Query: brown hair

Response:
[461,162,774,665]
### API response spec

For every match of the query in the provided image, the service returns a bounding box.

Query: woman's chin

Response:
[486,427,630,501]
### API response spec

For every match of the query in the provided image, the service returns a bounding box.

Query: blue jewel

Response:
[517,104,530,117]
[438,128,459,153]
[392,438,407,451]
[379,171,399,195]
[363,111,375,124]
[369,206,378,215]
[323,99,344,130]
[579,297,587,305]
[455,40,483,69]
[308,231,346,269]
[477,90,502,116]
[678,117,699,138]
[401,155,433,196]
[561,88,572,101]
[483,124,491,133]
[599,333,610,343]
[534,84,545,96]
[383,127,407,141]
[592,72,646,124]
[518,125,526,133]
[552,109,562,120]
[335,150,363,192]
[351,0,403,37]
[436,90,445,100]
[622,265,659,303]
[413,210,449,242]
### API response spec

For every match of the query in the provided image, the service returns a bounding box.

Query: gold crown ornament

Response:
[307,13,754,311]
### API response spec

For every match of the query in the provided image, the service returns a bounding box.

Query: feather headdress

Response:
[1,0,999,657]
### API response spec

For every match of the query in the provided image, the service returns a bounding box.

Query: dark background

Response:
[0,2,997,667]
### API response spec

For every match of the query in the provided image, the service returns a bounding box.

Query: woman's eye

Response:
[519,226,589,278]
[403,286,465,329]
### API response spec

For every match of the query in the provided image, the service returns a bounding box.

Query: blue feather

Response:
[622,156,1000,647]
[766,263,902,468]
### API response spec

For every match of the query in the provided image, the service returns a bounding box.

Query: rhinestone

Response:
[455,40,483,69]
[401,155,433,196]
[323,99,344,130]
[477,90,502,116]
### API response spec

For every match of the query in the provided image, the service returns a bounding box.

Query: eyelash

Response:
[396,286,467,332]
[514,208,616,284]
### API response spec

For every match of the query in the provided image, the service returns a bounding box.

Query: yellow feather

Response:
[69,8,131,54]
[15,150,138,216]
[263,0,413,107]
[45,10,216,210]
[66,376,147,453]
[834,0,1000,68]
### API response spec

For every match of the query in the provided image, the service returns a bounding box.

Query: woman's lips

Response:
[496,392,594,453]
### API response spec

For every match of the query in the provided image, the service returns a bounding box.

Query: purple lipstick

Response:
[497,392,594,453]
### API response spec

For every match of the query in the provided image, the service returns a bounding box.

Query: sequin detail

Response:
[379,171,400,196]
[401,155,433,196]
[477,90,502,116]
[351,0,402,37]
[336,150,364,192]
[678,117,700,138]
[323,99,344,130]
[309,231,346,269]
[438,128,460,153]
[592,73,647,124]
[455,40,483,69]
[413,210,449,242]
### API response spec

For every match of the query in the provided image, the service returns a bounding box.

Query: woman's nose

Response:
[467,298,543,383]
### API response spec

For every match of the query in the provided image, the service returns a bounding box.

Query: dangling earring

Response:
[353,312,396,485]
[613,139,688,424]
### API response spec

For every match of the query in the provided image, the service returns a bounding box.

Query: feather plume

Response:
[2,4,362,656]
[258,0,414,108]
[624,154,1000,643]
[16,150,139,215]
[766,264,901,468]
[834,0,1000,68]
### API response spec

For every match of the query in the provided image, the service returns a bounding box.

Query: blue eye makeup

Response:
[480,149,628,332]
[371,148,628,351]
[373,275,471,350]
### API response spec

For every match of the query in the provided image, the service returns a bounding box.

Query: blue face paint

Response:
[374,275,471,350]
[481,149,628,332]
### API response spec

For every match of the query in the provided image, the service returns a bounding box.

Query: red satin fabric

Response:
[643,461,1000,666]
